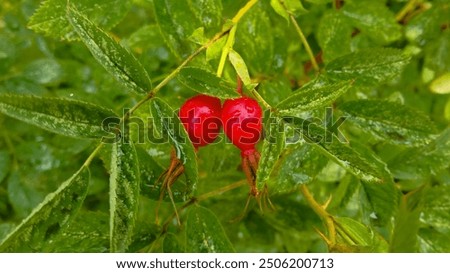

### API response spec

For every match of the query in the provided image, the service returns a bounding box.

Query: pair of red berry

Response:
[179,94,263,196]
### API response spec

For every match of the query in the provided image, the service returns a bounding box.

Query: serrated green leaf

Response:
[187,0,222,31]
[68,7,152,94]
[178,67,239,99]
[42,211,109,253]
[206,35,227,61]
[153,0,199,59]
[149,98,198,192]
[0,94,117,138]
[0,166,89,252]
[276,79,352,115]
[317,11,352,62]
[342,2,401,45]
[28,0,132,41]
[272,144,327,194]
[325,48,410,85]
[334,217,388,252]
[390,188,425,253]
[340,100,437,146]
[186,206,235,253]
[283,118,392,184]
[228,49,252,86]
[389,128,450,180]
[256,114,285,190]
[235,3,274,74]
[109,141,140,253]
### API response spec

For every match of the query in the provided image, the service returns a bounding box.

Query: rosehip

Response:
[179,94,222,148]
[222,97,263,155]
[222,97,263,196]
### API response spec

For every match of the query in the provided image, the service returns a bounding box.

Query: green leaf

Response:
[361,178,399,225]
[342,2,401,45]
[340,100,437,146]
[109,141,140,253]
[187,0,222,31]
[67,6,152,94]
[42,211,109,253]
[256,114,285,190]
[153,0,199,59]
[390,188,425,253]
[185,206,235,253]
[283,118,392,184]
[0,94,117,138]
[389,128,450,180]
[163,233,184,253]
[28,0,132,41]
[422,185,450,230]
[270,0,307,21]
[325,48,410,85]
[23,58,64,86]
[276,79,353,115]
[334,217,388,252]
[405,5,448,44]
[430,72,450,94]
[419,228,450,253]
[317,11,352,62]
[149,98,198,192]
[271,144,327,194]
[235,3,274,74]
[228,49,252,86]
[178,67,239,99]
[0,166,90,252]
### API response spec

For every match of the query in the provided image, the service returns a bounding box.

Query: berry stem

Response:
[395,0,419,22]
[217,25,237,78]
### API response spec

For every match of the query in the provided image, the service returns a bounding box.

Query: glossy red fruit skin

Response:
[222,97,263,154]
[178,94,222,148]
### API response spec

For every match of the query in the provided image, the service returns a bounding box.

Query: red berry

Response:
[179,94,222,148]
[222,97,263,154]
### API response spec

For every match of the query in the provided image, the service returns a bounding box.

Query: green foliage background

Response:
[0,0,449,253]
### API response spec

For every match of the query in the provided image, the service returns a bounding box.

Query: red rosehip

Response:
[179,94,222,148]
[222,97,263,155]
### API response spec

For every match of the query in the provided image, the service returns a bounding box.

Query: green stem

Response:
[250,88,272,110]
[216,25,237,77]
[82,142,104,167]
[395,0,419,22]
[300,184,336,246]
[232,0,259,24]
[290,14,319,73]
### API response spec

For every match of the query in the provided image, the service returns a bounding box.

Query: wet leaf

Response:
[340,100,437,146]
[325,48,410,85]
[28,0,132,41]
[186,206,234,253]
[342,2,401,45]
[178,67,239,99]
[109,141,140,252]
[0,94,117,138]
[68,6,152,94]
[276,79,353,115]
[0,167,90,252]
[317,11,352,62]
[283,117,392,184]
